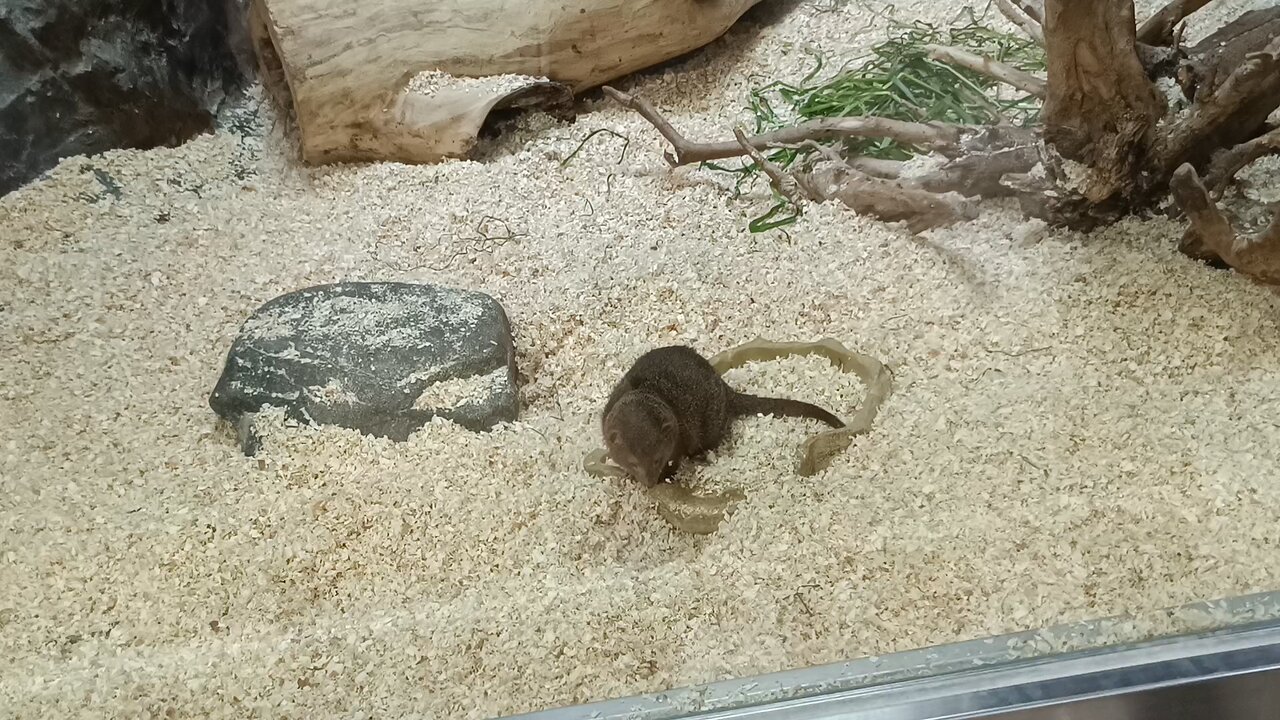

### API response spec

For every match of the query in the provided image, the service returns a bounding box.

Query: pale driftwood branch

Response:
[994,0,1044,45]
[847,157,907,178]
[733,127,804,204]
[780,139,907,179]
[910,146,1041,198]
[834,175,979,234]
[603,86,968,166]
[793,137,1039,199]
[798,163,979,234]
[791,139,859,170]
[1171,163,1280,284]
[607,84,980,233]
[787,142,911,180]
[924,44,1046,98]
[1154,35,1280,178]
[1137,0,1213,46]
[1016,0,1044,23]
[787,140,905,179]
[1206,127,1280,198]
[756,137,980,233]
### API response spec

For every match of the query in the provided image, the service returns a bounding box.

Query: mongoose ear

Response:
[658,414,679,435]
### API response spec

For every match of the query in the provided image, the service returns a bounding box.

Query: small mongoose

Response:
[601,345,844,487]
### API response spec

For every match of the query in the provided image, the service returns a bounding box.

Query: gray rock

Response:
[0,0,253,196]
[209,282,520,456]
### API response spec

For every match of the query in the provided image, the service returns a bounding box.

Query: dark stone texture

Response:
[209,282,520,456]
[0,0,254,196]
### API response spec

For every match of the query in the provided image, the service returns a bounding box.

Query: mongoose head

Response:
[602,391,678,488]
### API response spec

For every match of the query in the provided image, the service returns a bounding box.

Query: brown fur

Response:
[601,345,844,487]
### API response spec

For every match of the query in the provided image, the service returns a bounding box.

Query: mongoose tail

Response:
[729,392,844,428]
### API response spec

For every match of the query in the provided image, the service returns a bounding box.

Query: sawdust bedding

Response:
[3,0,1280,717]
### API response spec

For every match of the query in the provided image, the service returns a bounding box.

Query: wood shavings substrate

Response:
[405,70,553,99]
[2,0,1279,717]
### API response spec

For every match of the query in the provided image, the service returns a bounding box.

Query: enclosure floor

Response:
[3,0,1280,717]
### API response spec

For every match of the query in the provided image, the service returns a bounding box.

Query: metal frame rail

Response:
[501,591,1280,720]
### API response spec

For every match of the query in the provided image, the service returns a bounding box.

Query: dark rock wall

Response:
[0,0,253,196]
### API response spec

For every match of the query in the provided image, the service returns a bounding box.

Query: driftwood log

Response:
[607,0,1280,285]
[249,0,765,164]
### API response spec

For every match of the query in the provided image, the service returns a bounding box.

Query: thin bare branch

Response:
[1205,127,1280,198]
[603,85,967,166]
[1171,163,1280,284]
[994,0,1044,45]
[1137,0,1213,46]
[924,44,1046,97]
[733,127,804,203]
[599,86,688,167]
